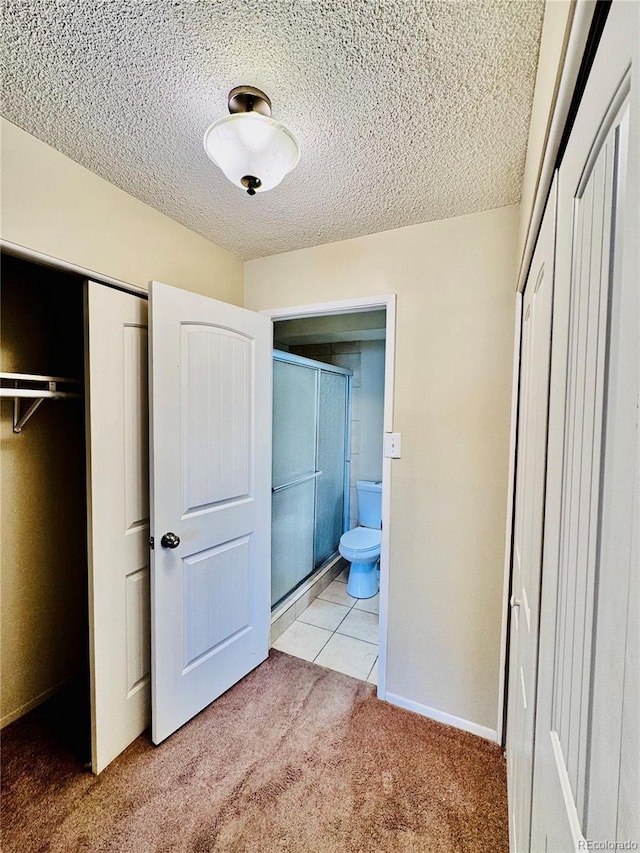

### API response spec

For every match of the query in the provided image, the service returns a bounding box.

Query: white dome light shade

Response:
[203,113,300,194]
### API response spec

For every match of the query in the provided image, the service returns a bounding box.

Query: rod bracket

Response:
[13,397,45,433]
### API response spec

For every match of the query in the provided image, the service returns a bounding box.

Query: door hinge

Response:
[149,536,154,550]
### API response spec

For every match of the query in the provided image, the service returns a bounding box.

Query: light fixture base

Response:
[228,86,272,117]
[241,175,262,196]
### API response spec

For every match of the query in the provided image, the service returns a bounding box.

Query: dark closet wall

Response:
[1,255,88,726]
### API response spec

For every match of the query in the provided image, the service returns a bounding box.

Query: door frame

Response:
[261,294,396,699]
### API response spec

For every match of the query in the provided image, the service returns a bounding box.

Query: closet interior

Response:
[1,253,90,762]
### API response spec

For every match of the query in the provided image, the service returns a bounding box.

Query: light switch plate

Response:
[384,432,402,458]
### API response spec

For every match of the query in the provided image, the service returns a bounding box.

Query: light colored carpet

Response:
[1,650,508,852]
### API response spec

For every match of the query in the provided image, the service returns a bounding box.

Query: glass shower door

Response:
[271,352,351,608]
[314,370,348,566]
[271,359,318,606]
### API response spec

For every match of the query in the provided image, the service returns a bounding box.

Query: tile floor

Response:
[271,566,379,684]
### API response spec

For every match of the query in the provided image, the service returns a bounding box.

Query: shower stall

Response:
[271,351,351,607]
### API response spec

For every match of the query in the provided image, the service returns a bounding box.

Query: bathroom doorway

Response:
[265,296,395,692]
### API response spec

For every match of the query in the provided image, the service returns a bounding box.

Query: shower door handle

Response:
[272,471,323,493]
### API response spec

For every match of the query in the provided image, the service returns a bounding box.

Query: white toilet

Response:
[339,480,382,599]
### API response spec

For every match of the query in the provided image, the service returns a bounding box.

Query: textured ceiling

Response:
[1,1,544,261]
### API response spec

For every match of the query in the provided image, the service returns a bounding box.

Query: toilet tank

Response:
[356,480,382,529]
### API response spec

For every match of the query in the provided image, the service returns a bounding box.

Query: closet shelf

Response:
[1,372,82,433]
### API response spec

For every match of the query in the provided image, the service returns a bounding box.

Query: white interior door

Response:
[86,281,150,773]
[506,177,556,852]
[531,3,636,848]
[149,281,272,744]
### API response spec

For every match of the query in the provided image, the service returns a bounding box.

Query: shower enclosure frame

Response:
[271,349,352,608]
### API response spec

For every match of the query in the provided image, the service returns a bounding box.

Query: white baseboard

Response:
[1,676,74,729]
[383,691,499,743]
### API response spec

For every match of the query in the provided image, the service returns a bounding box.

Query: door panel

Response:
[553,141,612,810]
[123,324,150,529]
[587,97,639,840]
[86,282,150,773]
[531,2,636,846]
[149,281,272,744]
[183,537,250,666]
[506,177,556,853]
[182,325,251,512]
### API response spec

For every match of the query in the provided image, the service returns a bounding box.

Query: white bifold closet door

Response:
[530,1,639,848]
[86,282,151,774]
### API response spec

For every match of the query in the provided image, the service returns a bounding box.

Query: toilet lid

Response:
[340,527,381,552]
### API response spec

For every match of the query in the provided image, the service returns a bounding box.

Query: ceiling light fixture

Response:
[203,86,300,196]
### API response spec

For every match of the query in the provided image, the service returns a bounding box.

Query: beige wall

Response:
[517,0,573,266]
[246,204,519,732]
[0,118,243,302]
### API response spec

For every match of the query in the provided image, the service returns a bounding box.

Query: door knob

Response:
[161,532,180,549]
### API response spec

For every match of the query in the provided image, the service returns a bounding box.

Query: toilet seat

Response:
[339,526,381,558]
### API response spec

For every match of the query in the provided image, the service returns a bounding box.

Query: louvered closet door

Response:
[530,2,638,848]
[506,176,556,853]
